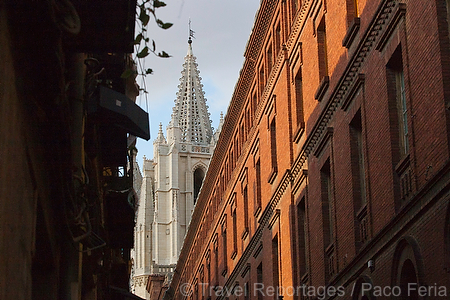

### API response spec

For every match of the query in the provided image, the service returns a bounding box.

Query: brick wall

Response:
[166,1,450,299]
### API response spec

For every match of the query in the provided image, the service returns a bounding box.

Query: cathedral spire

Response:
[154,122,166,144]
[169,36,213,145]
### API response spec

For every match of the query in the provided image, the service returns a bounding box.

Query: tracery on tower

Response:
[170,37,213,145]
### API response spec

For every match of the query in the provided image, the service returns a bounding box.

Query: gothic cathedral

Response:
[131,38,223,298]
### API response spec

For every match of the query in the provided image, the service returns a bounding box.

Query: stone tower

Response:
[131,37,223,299]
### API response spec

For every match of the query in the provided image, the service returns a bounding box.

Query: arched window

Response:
[352,275,375,300]
[391,237,424,300]
[399,259,418,300]
[193,167,205,204]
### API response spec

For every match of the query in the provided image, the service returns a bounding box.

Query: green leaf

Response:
[157,51,170,58]
[139,8,150,26]
[134,33,143,45]
[152,40,156,52]
[120,68,135,79]
[146,68,153,75]
[137,46,149,58]
[161,22,173,29]
[156,19,172,29]
[153,0,166,8]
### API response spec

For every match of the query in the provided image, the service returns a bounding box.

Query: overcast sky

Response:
[134,0,260,167]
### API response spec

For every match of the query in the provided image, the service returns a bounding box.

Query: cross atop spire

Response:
[188,19,195,43]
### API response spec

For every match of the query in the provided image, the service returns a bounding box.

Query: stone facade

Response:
[131,39,222,299]
[165,0,450,300]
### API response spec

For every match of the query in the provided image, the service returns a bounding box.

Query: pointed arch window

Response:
[399,259,419,300]
[194,167,205,204]
[391,238,424,300]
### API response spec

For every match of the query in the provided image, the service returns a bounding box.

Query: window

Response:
[392,239,424,300]
[220,172,224,200]
[214,239,219,285]
[352,277,373,300]
[387,46,409,157]
[275,22,282,55]
[252,91,258,115]
[350,110,368,248]
[295,68,304,127]
[398,64,409,154]
[350,110,366,207]
[399,260,419,300]
[321,159,335,281]
[246,106,251,136]
[257,263,263,300]
[255,158,262,210]
[241,168,249,236]
[200,266,205,300]
[259,64,265,98]
[267,44,273,74]
[346,0,359,25]
[221,217,227,275]
[317,17,328,80]
[243,185,249,231]
[397,66,409,155]
[270,118,278,175]
[272,235,280,291]
[194,280,198,300]
[387,46,412,204]
[193,168,205,204]
[240,120,245,144]
[232,207,237,256]
[342,0,361,48]
[207,250,211,285]
[235,134,240,159]
[297,198,308,276]
[244,282,250,300]
[139,225,143,268]
[230,148,234,170]
[321,159,333,246]
[224,158,229,186]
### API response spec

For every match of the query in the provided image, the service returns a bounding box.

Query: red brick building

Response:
[163,0,450,299]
